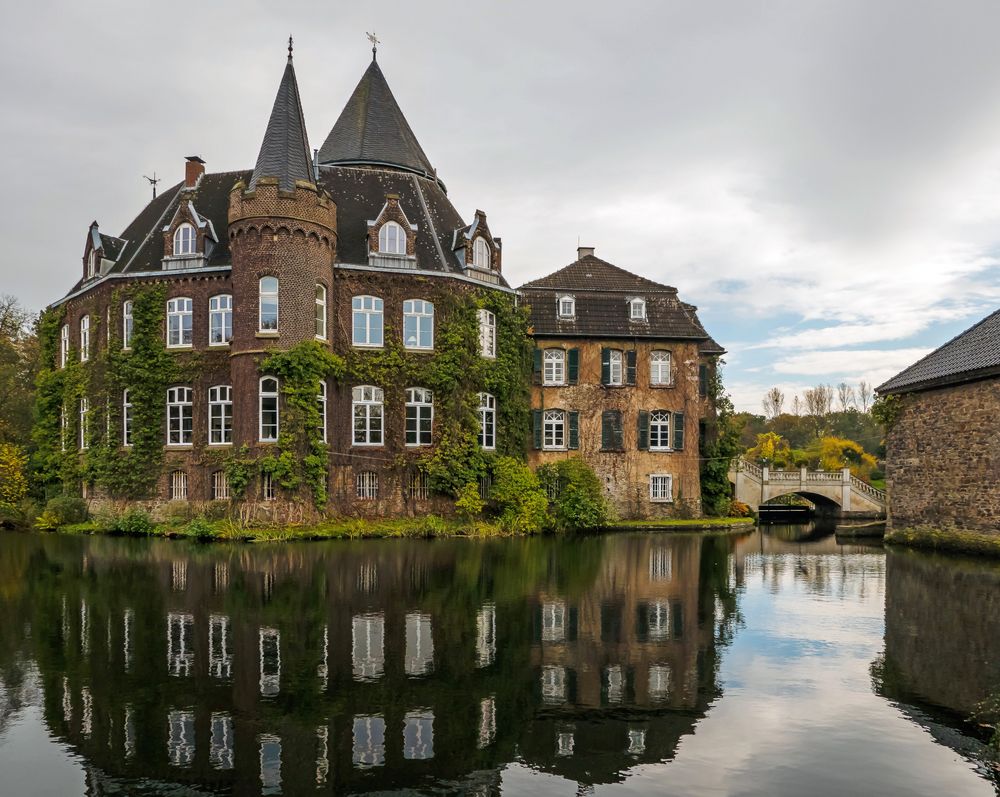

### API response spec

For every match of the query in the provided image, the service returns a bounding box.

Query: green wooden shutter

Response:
[601,410,612,450]
[673,411,685,450]
[637,410,649,450]
[533,410,543,449]
[626,350,637,385]
[532,348,542,384]
[613,411,624,450]
[601,348,611,385]
[699,364,708,397]
[568,411,579,449]
[567,348,579,384]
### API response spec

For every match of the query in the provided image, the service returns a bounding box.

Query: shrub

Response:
[0,444,28,505]
[42,495,88,526]
[455,482,484,520]
[183,518,215,541]
[490,457,550,534]
[729,500,753,518]
[538,458,612,532]
[113,509,155,536]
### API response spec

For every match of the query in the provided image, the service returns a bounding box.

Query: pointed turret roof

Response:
[318,57,436,179]
[250,47,313,192]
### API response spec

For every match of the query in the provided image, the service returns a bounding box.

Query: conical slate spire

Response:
[250,47,313,192]
[318,59,435,178]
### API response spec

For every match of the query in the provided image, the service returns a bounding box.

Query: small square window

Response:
[558,296,575,318]
[649,474,673,503]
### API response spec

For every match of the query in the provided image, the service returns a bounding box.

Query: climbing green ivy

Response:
[699,360,743,516]
[31,308,68,493]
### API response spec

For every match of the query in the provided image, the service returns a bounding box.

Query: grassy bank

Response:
[602,517,755,532]
[886,525,1000,558]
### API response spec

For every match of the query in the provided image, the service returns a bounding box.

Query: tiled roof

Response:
[519,255,677,293]
[97,233,126,262]
[877,308,1000,394]
[250,56,313,192]
[318,59,436,180]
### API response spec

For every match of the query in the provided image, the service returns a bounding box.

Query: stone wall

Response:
[885,379,1000,534]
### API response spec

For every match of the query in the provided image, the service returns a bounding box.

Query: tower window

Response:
[123,301,134,349]
[378,221,406,255]
[259,277,279,332]
[315,284,327,340]
[122,389,133,446]
[259,377,279,442]
[174,224,196,256]
[60,324,69,368]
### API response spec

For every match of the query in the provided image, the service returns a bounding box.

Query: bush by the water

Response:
[111,509,155,536]
[489,457,551,534]
[35,495,88,529]
[538,458,612,531]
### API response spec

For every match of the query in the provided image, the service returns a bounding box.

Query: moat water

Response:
[0,526,997,796]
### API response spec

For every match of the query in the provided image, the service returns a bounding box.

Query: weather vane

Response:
[288,35,293,60]
[366,31,380,60]
[143,172,160,199]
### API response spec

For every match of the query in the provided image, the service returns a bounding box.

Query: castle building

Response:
[519,254,723,517]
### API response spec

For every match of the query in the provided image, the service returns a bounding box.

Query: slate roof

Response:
[97,233,125,261]
[318,58,437,181]
[250,56,313,192]
[877,308,1000,394]
[519,255,718,343]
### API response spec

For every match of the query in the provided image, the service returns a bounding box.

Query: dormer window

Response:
[630,298,646,320]
[558,296,575,318]
[473,236,491,269]
[174,224,196,256]
[86,250,96,280]
[378,221,406,255]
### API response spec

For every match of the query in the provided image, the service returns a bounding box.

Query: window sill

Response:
[352,443,384,448]
[404,347,434,353]
[207,443,233,448]
[649,447,674,453]
[258,440,278,445]
[256,332,279,339]
[650,383,675,389]
[208,342,231,349]
[542,447,568,452]
[405,443,432,448]
[601,448,625,453]
[167,344,193,350]
[353,343,384,350]
[650,499,674,504]
[165,444,193,450]
[542,382,568,388]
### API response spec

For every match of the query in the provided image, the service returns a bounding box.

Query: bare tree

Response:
[836,382,856,412]
[857,380,872,413]
[791,395,802,416]
[804,384,834,416]
[762,387,785,419]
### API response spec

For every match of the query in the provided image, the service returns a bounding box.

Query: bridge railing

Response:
[850,476,886,503]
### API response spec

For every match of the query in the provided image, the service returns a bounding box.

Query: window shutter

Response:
[533,410,543,449]
[567,348,579,384]
[601,348,611,385]
[637,410,649,450]
[626,350,637,385]
[532,349,542,384]
[601,410,612,450]
[568,411,579,449]
[613,411,624,450]
[699,364,708,397]
[673,412,685,450]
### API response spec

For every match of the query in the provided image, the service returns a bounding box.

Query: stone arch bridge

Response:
[728,458,886,516]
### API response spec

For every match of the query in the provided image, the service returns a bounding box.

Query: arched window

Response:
[352,386,384,446]
[629,297,646,320]
[543,349,566,385]
[259,377,279,442]
[378,221,406,255]
[318,381,328,443]
[472,236,491,269]
[405,388,433,447]
[259,277,279,332]
[122,389,133,446]
[558,296,575,318]
[174,224,196,256]
[403,299,434,350]
[650,350,671,386]
[209,385,233,445]
[315,284,327,340]
[60,324,69,368]
[169,470,188,500]
[352,296,383,347]
[543,409,566,450]
[80,315,90,362]
[478,393,496,450]
[167,387,193,445]
[209,295,232,345]
[166,298,193,347]
[478,310,496,358]
[649,410,671,450]
[122,301,133,349]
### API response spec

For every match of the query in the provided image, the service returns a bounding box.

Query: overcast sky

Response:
[3,1,1000,412]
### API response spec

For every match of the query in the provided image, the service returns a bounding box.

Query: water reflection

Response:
[0,529,996,795]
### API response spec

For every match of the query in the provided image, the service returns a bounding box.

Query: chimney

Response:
[578,246,595,259]
[185,156,206,188]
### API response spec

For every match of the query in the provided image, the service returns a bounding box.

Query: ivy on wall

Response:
[699,360,743,516]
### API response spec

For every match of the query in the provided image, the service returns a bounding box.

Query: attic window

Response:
[379,221,406,255]
[558,296,575,318]
[174,224,196,256]
[86,250,96,280]
[630,298,647,320]
[473,236,490,269]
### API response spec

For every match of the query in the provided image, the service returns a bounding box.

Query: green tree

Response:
[700,363,744,516]
[0,296,38,449]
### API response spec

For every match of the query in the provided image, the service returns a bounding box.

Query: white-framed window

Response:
[650,474,673,503]
[650,350,671,385]
[80,316,90,362]
[543,409,566,450]
[352,296,383,347]
[79,397,89,449]
[543,349,566,385]
[558,295,575,318]
[403,299,434,350]
[60,406,67,452]
[318,381,327,443]
[315,284,327,340]
[259,377,279,442]
[87,249,96,279]
[212,471,230,501]
[542,601,567,642]
[167,387,193,445]
[629,297,646,320]
[479,393,496,450]
[173,224,196,256]
[352,386,384,446]
[60,324,69,368]
[261,472,276,502]
[169,470,188,501]
[209,295,232,345]
[405,388,433,447]
[478,310,496,358]
[259,277,279,332]
[608,349,623,385]
[209,385,232,445]
[650,410,671,451]
[472,236,490,269]
[166,298,193,348]
[122,301,133,349]
[356,471,379,499]
[378,221,406,255]
[122,389,133,446]
[106,306,111,345]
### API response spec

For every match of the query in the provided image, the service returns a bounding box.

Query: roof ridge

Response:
[519,255,677,293]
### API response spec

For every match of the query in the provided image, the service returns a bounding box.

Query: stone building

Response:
[45,46,517,519]
[877,309,1000,538]
[519,252,723,517]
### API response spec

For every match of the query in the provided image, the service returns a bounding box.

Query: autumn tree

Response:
[0,296,38,448]
[762,387,785,419]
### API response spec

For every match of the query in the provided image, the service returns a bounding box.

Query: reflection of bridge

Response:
[728,458,886,516]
